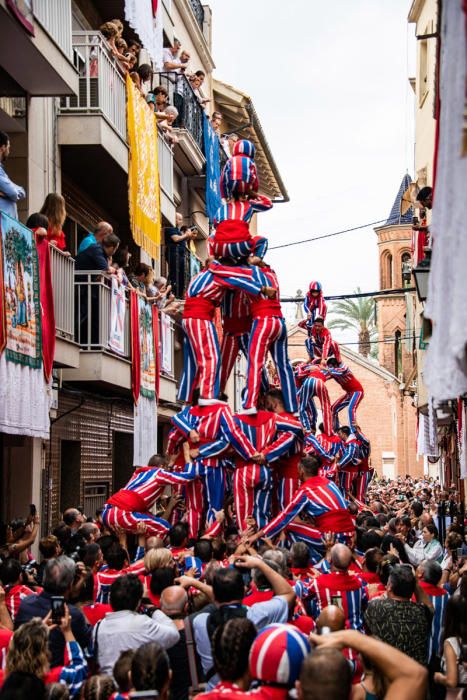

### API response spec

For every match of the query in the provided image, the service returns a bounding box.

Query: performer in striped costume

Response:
[178,259,272,404]
[102,460,194,536]
[417,561,449,665]
[172,399,257,527]
[309,543,368,631]
[353,427,373,502]
[303,280,327,323]
[264,389,304,509]
[242,265,297,414]
[231,410,298,531]
[295,362,333,435]
[335,426,361,496]
[299,317,341,365]
[327,358,365,431]
[248,456,355,562]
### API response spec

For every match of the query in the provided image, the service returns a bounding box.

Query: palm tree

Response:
[327,288,377,358]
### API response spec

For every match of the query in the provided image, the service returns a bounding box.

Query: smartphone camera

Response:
[51,595,65,625]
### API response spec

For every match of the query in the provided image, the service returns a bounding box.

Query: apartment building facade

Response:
[0,0,287,532]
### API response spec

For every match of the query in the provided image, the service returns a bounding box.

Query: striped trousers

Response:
[243,317,298,413]
[102,505,171,537]
[338,470,358,497]
[332,391,364,431]
[354,468,374,502]
[220,331,270,394]
[234,464,273,532]
[178,318,221,402]
[299,377,333,435]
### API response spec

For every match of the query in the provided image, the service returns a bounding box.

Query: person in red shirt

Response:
[0,558,40,623]
[39,193,68,251]
[75,570,112,626]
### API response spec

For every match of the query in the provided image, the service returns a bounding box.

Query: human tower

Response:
[103,140,372,561]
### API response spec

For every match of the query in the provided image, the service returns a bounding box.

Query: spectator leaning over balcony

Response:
[137,63,153,96]
[111,246,132,287]
[147,86,170,119]
[78,221,114,254]
[128,262,153,295]
[163,38,182,71]
[159,106,179,144]
[75,233,120,274]
[99,22,130,69]
[190,71,210,108]
[127,40,141,58]
[39,193,68,252]
[211,111,223,137]
[0,130,26,218]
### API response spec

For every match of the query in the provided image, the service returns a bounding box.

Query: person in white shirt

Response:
[94,574,179,676]
[163,39,182,71]
[404,523,443,566]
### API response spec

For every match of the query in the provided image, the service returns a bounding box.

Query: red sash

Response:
[183,296,216,320]
[314,508,354,533]
[214,220,250,243]
[276,453,301,479]
[107,490,147,512]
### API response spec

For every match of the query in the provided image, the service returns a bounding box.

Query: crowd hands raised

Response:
[0,466,465,700]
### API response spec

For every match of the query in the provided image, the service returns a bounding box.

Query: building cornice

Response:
[173,0,215,72]
[408,0,424,23]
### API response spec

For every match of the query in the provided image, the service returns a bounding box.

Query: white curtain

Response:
[0,354,50,438]
[125,0,163,71]
[417,411,438,458]
[133,395,158,465]
[424,0,467,401]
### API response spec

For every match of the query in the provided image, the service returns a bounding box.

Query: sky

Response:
[208,0,416,330]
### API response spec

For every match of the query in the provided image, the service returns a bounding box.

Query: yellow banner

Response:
[126,75,161,259]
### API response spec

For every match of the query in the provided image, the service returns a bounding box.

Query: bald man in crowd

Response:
[161,586,192,700]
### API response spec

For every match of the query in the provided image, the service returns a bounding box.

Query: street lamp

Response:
[413,250,432,302]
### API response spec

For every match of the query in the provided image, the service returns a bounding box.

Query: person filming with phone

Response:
[14,555,91,668]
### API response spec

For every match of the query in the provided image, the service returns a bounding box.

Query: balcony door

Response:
[112,431,134,492]
[60,440,81,515]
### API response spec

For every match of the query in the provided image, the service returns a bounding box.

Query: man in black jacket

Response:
[15,555,91,667]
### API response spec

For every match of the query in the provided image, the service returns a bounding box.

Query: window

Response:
[381,251,393,289]
[419,37,428,106]
[394,330,402,378]
[401,252,412,288]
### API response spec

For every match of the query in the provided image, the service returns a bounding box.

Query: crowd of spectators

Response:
[0,473,464,699]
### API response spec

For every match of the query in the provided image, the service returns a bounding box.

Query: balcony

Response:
[58,31,128,172]
[49,246,80,368]
[159,312,178,404]
[188,0,205,31]
[62,272,132,393]
[158,133,176,223]
[157,72,205,173]
[0,0,77,96]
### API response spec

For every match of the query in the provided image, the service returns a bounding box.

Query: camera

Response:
[51,595,65,625]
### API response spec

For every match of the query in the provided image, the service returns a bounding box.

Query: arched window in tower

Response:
[401,252,412,288]
[394,329,402,378]
[381,251,393,289]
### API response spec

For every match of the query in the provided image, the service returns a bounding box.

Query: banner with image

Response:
[1,212,41,368]
[109,277,127,355]
[138,296,156,399]
[203,113,222,222]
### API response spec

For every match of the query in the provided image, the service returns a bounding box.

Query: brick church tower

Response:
[374,175,416,383]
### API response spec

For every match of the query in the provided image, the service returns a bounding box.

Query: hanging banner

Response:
[35,237,55,381]
[130,289,140,405]
[152,304,160,400]
[203,113,222,222]
[109,277,127,355]
[138,296,156,399]
[1,212,41,368]
[160,311,172,375]
[127,75,161,259]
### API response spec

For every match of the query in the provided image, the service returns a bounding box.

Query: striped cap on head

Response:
[232,139,256,159]
[249,624,310,686]
[308,281,322,293]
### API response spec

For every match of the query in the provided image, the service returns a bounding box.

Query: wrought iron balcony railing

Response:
[156,72,204,152]
[188,0,205,31]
